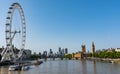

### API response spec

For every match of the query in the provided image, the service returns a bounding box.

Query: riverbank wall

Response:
[86,57,120,64]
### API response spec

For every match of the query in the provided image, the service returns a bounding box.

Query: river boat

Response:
[9,65,22,71]
[9,64,30,71]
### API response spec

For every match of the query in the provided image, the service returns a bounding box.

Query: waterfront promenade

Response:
[0,60,120,74]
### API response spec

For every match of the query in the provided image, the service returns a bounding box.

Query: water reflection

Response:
[0,60,120,74]
[81,60,87,74]
[92,60,96,74]
[0,66,8,74]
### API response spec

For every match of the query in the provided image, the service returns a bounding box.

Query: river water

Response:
[0,60,120,74]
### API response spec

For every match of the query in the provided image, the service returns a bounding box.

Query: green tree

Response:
[64,54,72,60]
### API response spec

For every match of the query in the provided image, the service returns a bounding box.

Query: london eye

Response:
[1,3,26,62]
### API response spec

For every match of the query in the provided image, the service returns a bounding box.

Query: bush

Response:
[64,54,72,59]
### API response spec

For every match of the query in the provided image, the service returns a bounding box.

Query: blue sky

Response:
[0,0,120,53]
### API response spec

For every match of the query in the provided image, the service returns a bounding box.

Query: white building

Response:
[115,48,120,52]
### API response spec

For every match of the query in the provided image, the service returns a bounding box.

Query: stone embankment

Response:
[86,57,120,64]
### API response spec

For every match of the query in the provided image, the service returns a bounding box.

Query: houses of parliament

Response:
[72,42,95,59]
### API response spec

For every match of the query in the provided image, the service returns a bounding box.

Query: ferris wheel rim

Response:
[5,2,26,50]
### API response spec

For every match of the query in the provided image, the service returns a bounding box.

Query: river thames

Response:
[0,60,120,74]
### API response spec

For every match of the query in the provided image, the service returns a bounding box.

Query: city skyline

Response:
[0,0,120,53]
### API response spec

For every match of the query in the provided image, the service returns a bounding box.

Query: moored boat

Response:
[9,65,22,71]
[22,66,30,70]
[9,64,30,71]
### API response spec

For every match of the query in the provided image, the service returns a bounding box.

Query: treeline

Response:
[91,51,120,58]
[64,54,72,59]
[29,54,41,60]
[29,54,73,60]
